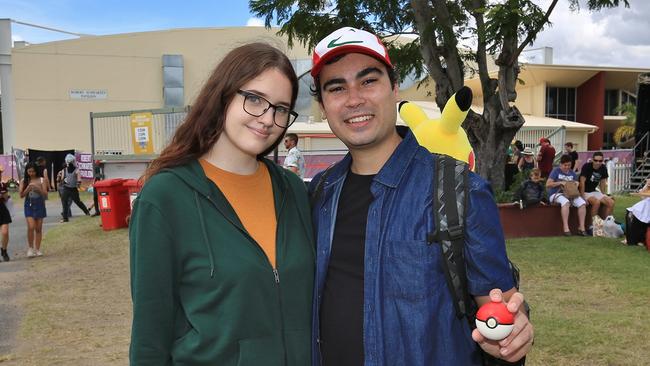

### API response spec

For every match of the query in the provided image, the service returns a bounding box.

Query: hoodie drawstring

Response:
[194,191,215,278]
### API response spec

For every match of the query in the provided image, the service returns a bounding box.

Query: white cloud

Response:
[527,0,650,68]
[246,17,264,27]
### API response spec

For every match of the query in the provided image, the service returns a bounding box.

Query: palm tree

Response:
[613,103,636,148]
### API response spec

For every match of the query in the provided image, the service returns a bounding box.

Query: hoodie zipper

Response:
[202,178,290,366]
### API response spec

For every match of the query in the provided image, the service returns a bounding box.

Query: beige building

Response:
[4,25,648,178]
[9,26,314,153]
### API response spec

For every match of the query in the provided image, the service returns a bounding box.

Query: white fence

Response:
[606,161,632,194]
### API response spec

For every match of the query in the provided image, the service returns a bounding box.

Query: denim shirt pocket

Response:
[383,239,443,301]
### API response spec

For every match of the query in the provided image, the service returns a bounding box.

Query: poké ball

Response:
[475,302,515,341]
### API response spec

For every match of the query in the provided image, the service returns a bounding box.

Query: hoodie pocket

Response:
[237,335,284,366]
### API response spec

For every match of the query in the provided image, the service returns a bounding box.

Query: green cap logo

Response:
[327,36,364,48]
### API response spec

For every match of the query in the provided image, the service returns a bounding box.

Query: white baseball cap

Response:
[311,27,392,78]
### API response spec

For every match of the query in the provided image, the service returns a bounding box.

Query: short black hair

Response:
[560,154,572,164]
[285,133,298,144]
[310,53,398,103]
[565,142,573,148]
[593,151,604,159]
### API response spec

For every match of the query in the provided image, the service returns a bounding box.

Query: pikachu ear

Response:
[440,87,472,134]
[398,101,429,130]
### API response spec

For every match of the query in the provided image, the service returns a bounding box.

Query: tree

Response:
[613,102,635,148]
[250,0,630,189]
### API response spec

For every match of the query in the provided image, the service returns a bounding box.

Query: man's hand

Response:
[472,289,534,363]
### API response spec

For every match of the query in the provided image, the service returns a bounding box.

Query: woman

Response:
[518,147,537,172]
[129,43,314,365]
[0,165,12,262]
[19,162,48,257]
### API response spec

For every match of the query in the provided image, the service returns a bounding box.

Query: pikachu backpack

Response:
[398,86,475,171]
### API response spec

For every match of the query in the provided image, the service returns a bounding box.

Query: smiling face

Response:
[318,53,399,154]
[215,67,292,160]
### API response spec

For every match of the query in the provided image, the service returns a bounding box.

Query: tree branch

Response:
[468,0,495,104]
[410,0,453,106]
[511,0,559,64]
[430,0,464,90]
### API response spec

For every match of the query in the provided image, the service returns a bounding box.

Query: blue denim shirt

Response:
[309,130,515,366]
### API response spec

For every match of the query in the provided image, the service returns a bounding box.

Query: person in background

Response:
[129,43,313,365]
[546,155,587,236]
[0,166,12,262]
[579,151,615,220]
[537,137,556,178]
[519,147,537,172]
[283,132,306,178]
[19,162,48,257]
[514,168,548,209]
[59,154,90,222]
[624,178,650,246]
[505,140,524,189]
[90,160,103,216]
[56,162,72,221]
[564,142,580,172]
[35,156,52,192]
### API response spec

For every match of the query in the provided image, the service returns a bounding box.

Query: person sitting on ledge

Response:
[514,168,548,209]
[579,151,615,221]
[546,155,588,236]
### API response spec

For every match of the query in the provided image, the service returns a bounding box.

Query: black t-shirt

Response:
[320,171,374,366]
[568,151,579,170]
[580,162,608,192]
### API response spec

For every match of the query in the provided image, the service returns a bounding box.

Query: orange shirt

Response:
[200,160,278,267]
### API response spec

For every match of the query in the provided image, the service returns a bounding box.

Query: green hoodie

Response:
[129,159,314,366]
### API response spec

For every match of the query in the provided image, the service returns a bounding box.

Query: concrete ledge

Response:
[498,203,601,239]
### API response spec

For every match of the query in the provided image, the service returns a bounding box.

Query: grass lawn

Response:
[2,195,648,365]
[507,236,649,364]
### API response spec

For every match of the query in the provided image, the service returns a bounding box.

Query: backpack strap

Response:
[428,154,473,320]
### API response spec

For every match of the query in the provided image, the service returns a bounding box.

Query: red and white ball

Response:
[475,302,514,341]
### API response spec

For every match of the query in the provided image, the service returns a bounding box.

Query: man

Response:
[564,142,580,172]
[283,133,305,178]
[579,151,615,219]
[546,154,588,236]
[0,166,11,262]
[308,26,533,366]
[537,137,556,178]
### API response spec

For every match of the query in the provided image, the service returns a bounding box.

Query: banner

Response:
[12,148,28,181]
[130,112,154,154]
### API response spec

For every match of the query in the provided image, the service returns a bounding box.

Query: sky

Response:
[2,0,649,69]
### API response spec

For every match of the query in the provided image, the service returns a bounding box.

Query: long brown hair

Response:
[144,43,299,180]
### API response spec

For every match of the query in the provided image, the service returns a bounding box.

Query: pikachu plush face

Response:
[398,86,475,171]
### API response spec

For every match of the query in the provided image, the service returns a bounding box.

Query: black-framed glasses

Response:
[237,90,298,128]
[593,159,604,163]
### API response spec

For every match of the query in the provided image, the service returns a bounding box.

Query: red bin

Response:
[123,179,143,211]
[94,178,130,231]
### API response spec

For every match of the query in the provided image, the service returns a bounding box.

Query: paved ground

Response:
[0,196,94,356]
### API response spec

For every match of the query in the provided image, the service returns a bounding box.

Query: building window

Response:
[604,89,619,115]
[622,90,637,107]
[546,87,576,121]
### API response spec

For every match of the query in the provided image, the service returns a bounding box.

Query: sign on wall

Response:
[130,112,154,154]
[69,89,108,100]
[78,153,94,179]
